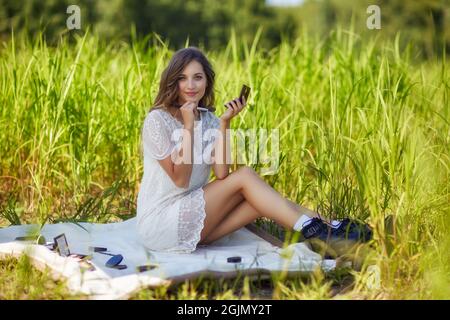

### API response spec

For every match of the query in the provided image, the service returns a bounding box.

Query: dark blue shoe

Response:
[300,217,372,258]
[332,218,373,242]
[300,217,332,241]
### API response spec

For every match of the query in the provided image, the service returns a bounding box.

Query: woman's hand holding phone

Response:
[220,84,250,122]
[220,96,246,122]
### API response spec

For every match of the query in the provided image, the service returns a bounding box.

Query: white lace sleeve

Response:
[142,111,176,160]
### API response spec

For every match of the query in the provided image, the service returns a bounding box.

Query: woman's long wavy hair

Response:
[150,47,216,113]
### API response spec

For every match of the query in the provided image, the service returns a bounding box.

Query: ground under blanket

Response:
[0,218,336,299]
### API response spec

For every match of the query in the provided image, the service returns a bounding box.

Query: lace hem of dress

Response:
[165,187,207,253]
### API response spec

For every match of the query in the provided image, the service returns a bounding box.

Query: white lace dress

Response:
[136,108,221,253]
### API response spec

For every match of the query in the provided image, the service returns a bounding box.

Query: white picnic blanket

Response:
[0,218,336,299]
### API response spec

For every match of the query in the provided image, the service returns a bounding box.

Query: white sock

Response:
[330,220,342,228]
[293,215,314,231]
[293,216,342,231]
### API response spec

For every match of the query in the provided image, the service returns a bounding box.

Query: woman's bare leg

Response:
[200,193,316,244]
[199,166,320,243]
[200,199,260,244]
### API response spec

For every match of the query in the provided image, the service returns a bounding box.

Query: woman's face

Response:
[177,60,207,105]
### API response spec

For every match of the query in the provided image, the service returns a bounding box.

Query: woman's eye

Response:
[178,76,202,80]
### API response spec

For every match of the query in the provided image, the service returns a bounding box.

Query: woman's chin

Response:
[186,99,201,106]
[179,96,201,105]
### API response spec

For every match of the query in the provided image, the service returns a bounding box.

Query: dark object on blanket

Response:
[69,253,90,259]
[15,234,47,245]
[88,246,108,252]
[105,254,123,267]
[53,234,92,261]
[136,264,159,272]
[227,256,242,263]
[44,242,56,250]
[96,251,128,270]
[105,254,127,269]
[15,235,38,241]
[54,233,71,257]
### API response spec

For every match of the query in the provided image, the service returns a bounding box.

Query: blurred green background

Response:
[1,0,449,58]
[0,0,449,300]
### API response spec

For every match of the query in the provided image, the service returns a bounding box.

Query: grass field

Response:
[0,28,449,299]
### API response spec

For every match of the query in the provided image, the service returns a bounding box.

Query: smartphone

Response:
[239,84,251,104]
[224,84,251,107]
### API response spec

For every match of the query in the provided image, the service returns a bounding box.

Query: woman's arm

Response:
[172,124,195,188]
[157,124,194,189]
[212,96,247,179]
[212,118,230,179]
[155,101,198,189]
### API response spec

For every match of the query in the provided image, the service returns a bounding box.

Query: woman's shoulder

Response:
[147,105,166,116]
[144,107,176,132]
[146,106,173,121]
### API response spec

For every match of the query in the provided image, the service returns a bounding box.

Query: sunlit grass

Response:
[0,27,449,299]
[0,254,86,299]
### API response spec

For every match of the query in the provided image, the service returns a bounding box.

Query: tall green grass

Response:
[0,27,449,299]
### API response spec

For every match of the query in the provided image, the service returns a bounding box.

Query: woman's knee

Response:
[215,166,257,194]
[236,166,257,178]
[235,166,259,188]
